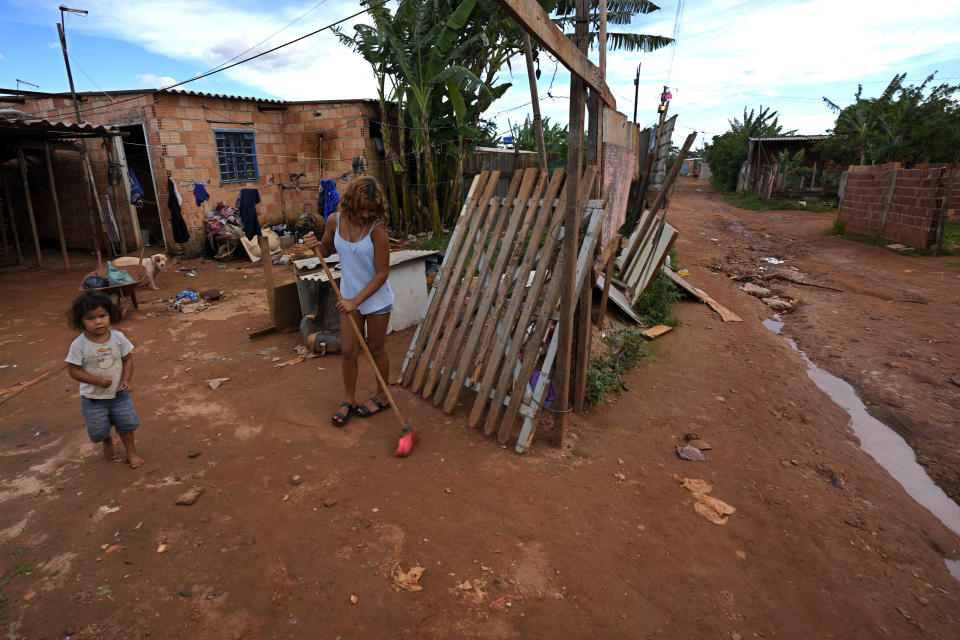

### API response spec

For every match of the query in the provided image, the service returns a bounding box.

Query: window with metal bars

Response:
[214,130,258,183]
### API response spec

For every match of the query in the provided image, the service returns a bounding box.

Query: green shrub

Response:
[586,327,649,405]
[633,271,681,327]
[828,219,846,236]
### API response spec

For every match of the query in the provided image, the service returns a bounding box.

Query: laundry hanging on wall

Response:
[129,169,145,209]
[193,182,210,206]
[236,187,261,240]
[318,179,340,222]
[167,177,190,244]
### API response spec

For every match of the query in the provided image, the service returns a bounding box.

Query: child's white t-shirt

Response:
[65,329,134,399]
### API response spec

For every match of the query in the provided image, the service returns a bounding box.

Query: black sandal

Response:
[354,396,391,418]
[332,401,354,427]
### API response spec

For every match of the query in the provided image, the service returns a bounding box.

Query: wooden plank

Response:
[595,233,620,327]
[642,324,672,340]
[600,142,636,249]
[439,168,550,411]
[17,149,42,267]
[259,235,277,325]
[492,0,616,109]
[0,364,66,406]
[400,172,489,385]
[465,169,569,425]
[507,202,603,446]
[406,172,499,390]
[414,171,520,396]
[485,167,597,438]
[430,167,539,404]
[628,221,676,298]
[43,140,70,270]
[663,266,742,322]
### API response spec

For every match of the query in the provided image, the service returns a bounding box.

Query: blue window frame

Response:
[214,129,258,183]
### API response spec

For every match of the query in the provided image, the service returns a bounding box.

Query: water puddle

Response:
[764,320,960,578]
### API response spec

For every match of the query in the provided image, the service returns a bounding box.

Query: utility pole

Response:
[57,5,104,253]
[632,64,641,123]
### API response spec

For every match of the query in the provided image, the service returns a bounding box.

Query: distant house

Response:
[0,88,388,255]
[737,134,831,195]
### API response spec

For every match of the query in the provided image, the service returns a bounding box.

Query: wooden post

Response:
[1,169,24,264]
[17,150,43,267]
[0,172,9,264]
[936,150,959,256]
[596,234,620,328]
[555,0,589,448]
[259,234,277,325]
[43,140,70,270]
[877,167,898,239]
[523,32,548,171]
[573,262,592,413]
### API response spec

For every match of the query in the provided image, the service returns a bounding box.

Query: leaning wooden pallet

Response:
[400,166,603,452]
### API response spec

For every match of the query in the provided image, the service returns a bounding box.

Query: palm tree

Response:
[823,73,905,166]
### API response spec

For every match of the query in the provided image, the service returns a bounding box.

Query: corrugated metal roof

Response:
[0,115,118,135]
[158,88,286,104]
[296,250,440,282]
[748,135,830,142]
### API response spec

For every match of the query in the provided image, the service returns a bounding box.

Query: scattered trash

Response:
[206,378,230,390]
[105,545,120,554]
[392,563,425,592]
[950,377,960,388]
[642,325,672,340]
[686,439,712,451]
[741,282,771,298]
[99,505,120,514]
[676,269,691,277]
[175,486,204,506]
[761,297,793,311]
[294,344,310,356]
[676,444,707,462]
[275,355,315,368]
[674,474,737,525]
[489,594,524,611]
[156,544,168,553]
[259,346,279,354]
[322,498,338,508]
[885,243,911,251]
[182,268,197,277]
[350,594,359,605]
[291,475,302,486]
[762,257,785,265]
[188,451,202,458]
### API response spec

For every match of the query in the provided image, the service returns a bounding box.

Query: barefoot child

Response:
[65,291,144,469]
[303,176,418,456]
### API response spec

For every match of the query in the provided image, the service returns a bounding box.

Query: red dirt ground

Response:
[1,179,959,639]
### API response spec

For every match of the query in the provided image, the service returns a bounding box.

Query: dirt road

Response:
[1,180,959,639]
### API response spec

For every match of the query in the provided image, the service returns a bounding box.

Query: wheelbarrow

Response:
[79,250,147,319]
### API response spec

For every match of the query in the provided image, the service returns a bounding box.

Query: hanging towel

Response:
[235,187,262,240]
[193,182,210,206]
[167,177,190,243]
[129,169,145,209]
[318,179,340,222]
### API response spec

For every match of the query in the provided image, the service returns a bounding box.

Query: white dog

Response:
[112,253,168,290]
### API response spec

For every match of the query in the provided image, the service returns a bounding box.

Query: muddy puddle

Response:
[764,318,960,579]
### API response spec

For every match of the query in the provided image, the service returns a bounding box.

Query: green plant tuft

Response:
[586,327,649,405]
[633,271,682,327]
[829,219,846,236]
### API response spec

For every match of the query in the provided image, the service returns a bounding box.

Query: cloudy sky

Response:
[1,0,958,151]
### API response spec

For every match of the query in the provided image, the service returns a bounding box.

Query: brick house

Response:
[0,88,388,255]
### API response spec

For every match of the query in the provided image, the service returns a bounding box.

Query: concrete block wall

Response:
[837,162,944,249]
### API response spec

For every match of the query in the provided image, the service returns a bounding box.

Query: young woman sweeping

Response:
[303,176,419,456]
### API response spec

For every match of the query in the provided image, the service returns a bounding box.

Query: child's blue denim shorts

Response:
[81,390,140,442]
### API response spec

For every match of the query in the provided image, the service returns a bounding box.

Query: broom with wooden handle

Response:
[312,249,419,456]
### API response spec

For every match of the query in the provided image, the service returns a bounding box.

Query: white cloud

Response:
[60,0,378,100]
[0,53,4,60]
[137,73,177,88]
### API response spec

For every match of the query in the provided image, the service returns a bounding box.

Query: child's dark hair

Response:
[67,291,122,331]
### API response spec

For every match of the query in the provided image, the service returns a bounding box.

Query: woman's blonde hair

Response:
[339,176,388,225]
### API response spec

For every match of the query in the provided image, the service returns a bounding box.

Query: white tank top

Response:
[334,213,394,315]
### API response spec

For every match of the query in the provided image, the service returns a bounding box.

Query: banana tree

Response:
[823,73,905,166]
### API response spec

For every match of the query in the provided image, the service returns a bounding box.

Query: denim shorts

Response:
[81,390,140,442]
[366,303,393,315]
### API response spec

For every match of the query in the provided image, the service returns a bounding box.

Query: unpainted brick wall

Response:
[837,163,950,249]
[11,92,386,255]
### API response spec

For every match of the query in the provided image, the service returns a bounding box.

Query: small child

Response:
[65,291,144,469]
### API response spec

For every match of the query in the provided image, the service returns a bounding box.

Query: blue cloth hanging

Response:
[235,188,262,240]
[129,169,145,209]
[318,179,340,222]
[193,182,210,206]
